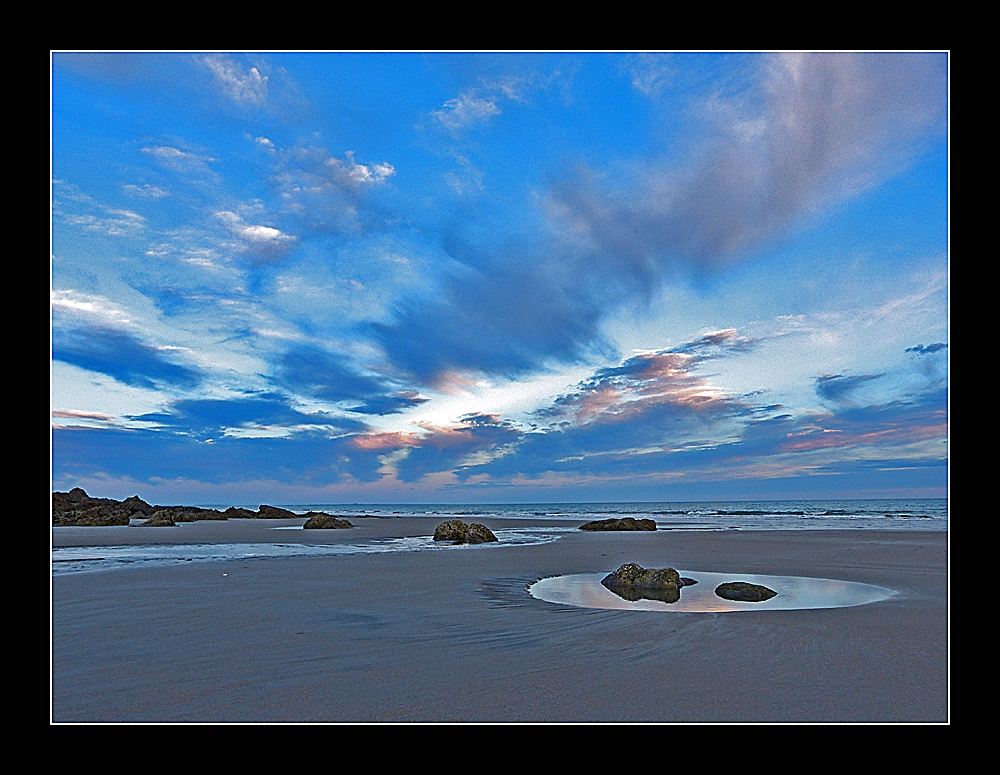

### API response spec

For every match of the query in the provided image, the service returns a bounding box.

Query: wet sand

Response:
[51,518,948,722]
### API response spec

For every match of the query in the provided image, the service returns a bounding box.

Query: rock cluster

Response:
[579,517,656,531]
[432,519,498,544]
[601,563,694,603]
[714,581,777,602]
[52,488,353,528]
[52,488,152,526]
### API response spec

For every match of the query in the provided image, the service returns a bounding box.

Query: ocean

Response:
[238,498,948,532]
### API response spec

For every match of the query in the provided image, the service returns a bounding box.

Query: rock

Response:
[715,581,778,602]
[52,489,134,526]
[432,519,498,544]
[140,511,177,527]
[170,507,227,522]
[302,513,353,529]
[258,504,299,518]
[121,495,153,515]
[579,517,656,531]
[601,563,686,603]
[223,506,258,519]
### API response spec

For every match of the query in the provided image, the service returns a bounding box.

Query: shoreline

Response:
[52,519,948,722]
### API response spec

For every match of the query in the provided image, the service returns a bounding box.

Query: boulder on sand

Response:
[433,519,498,544]
[579,517,656,531]
[715,581,778,602]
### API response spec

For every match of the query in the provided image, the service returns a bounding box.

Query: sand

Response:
[51,517,948,723]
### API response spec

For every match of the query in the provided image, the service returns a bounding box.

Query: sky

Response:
[51,52,949,505]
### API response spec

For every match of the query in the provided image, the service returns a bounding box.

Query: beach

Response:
[51,517,948,723]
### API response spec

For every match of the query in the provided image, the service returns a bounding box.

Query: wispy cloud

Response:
[201,55,269,105]
[433,92,502,133]
[142,144,216,176]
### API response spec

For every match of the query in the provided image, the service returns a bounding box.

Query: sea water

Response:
[241,498,948,532]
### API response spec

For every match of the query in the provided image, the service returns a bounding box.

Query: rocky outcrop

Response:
[433,519,498,544]
[53,488,358,527]
[579,517,656,531]
[302,513,353,529]
[52,488,152,526]
[715,581,778,602]
[601,563,695,603]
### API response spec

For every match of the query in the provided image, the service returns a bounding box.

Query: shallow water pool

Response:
[528,570,895,613]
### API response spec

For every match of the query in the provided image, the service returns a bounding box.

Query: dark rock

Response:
[601,563,685,603]
[258,504,299,518]
[579,517,656,531]
[302,513,353,529]
[52,505,132,527]
[170,507,227,522]
[121,495,153,515]
[715,581,778,602]
[223,506,258,519]
[141,511,177,527]
[432,519,498,544]
[52,489,135,526]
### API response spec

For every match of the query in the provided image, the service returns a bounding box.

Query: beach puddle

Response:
[528,571,895,612]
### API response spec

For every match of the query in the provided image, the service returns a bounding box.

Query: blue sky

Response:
[51,52,948,504]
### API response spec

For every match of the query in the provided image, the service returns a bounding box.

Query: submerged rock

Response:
[433,519,498,544]
[715,581,778,602]
[302,513,353,529]
[601,563,692,603]
[579,517,656,531]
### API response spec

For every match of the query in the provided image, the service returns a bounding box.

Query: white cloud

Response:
[51,289,133,326]
[433,92,501,132]
[215,210,296,251]
[123,183,170,198]
[142,145,215,175]
[202,55,269,104]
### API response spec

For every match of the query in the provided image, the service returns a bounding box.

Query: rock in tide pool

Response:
[579,517,656,531]
[433,519,498,544]
[715,581,778,602]
[601,563,691,603]
[302,514,353,529]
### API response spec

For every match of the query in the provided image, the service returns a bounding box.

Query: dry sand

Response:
[51,517,948,723]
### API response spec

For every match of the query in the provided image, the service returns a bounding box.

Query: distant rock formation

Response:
[53,488,350,526]
[715,581,778,602]
[579,517,656,531]
[433,519,498,544]
[302,514,353,529]
[601,562,690,603]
